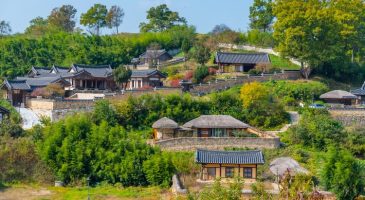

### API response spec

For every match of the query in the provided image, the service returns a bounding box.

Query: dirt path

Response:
[0,186,52,200]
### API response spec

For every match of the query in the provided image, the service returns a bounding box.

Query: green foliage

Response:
[321,147,364,200]
[279,173,315,199]
[0,29,193,78]
[92,100,118,126]
[249,0,274,32]
[48,5,77,32]
[251,182,273,200]
[0,20,11,36]
[142,153,175,187]
[269,54,300,70]
[192,45,211,66]
[80,4,108,35]
[240,82,289,129]
[113,66,132,90]
[106,5,124,34]
[139,4,187,32]
[281,109,344,150]
[246,29,275,47]
[114,94,210,129]
[263,80,329,105]
[193,66,209,83]
[198,178,243,200]
[0,136,53,183]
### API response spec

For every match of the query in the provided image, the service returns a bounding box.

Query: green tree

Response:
[193,66,209,83]
[80,4,108,35]
[181,38,192,56]
[192,44,211,66]
[106,5,124,34]
[142,153,175,187]
[249,0,274,32]
[25,17,51,36]
[48,5,77,32]
[92,100,118,126]
[321,147,364,200]
[113,66,132,90]
[210,24,231,35]
[0,20,11,36]
[139,4,187,32]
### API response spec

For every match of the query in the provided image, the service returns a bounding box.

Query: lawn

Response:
[269,54,300,70]
[0,184,172,200]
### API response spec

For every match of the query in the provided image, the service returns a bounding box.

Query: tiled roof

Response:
[182,115,249,129]
[3,80,31,90]
[195,149,265,164]
[139,49,171,59]
[320,90,357,99]
[71,64,113,78]
[32,66,50,75]
[16,76,67,87]
[215,52,270,64]
[131,69,166,78]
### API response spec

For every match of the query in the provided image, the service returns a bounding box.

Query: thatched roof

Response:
[152,117,179,129]
[320,90,357,99]
[182,115,249,129]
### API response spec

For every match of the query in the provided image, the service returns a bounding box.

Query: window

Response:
[225,167,234,178]
[207,168,216,180]
[211,128,227,137]
[244,168,252,178]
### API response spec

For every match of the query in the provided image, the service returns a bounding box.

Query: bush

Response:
[184,70,193,80]
[193,65,209,83]
[248,68,262,75]
[143,153,175,188]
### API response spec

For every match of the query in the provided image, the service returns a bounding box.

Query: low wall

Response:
[26,98,95,110]
[155,137,280,151]
[329,108,365,127]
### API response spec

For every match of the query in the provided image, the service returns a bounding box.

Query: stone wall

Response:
[26,98,95,110]
[155,137,280,151]
[329,108,365,127]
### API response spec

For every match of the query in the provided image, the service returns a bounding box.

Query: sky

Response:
[0,0,254,34]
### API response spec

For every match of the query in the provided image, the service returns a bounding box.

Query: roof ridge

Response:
[218,51,268,55]
[197,149,261,153]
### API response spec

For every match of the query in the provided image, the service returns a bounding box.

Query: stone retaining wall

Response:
[26,98,95,110]
[155,137,280,151]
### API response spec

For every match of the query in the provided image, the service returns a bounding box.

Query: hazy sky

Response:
[0,0,254,34]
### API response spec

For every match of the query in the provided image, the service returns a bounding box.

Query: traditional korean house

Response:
[319,90,357,106]
[214,52,271,73]
[135,49,172,68]
[351,81,365,105]
[181,115,260,137]
[28,66,51,77]
[196,149,265,181]
[0,106,10,122]
[152,117,179,140]
[65,64,116,91]
[128,69,166,89]
[1,77,70,106]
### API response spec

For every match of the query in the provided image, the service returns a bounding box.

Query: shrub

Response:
[169,79,181,87]
[208,67,217,75]
[143,153,175,188]
[248,68,261,75]
[184,70,193,80]
[193,65,209,83]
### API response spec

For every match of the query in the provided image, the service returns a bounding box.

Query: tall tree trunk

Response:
[300,62,311,79]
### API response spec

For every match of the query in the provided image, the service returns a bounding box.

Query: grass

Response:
[269,54,300,70]
[48,185,165,200]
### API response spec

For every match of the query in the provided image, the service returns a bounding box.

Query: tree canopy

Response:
[139,4,187,32]
[106,5,124,34]
[48,5,77,32]
[80,4,108,35]
[249,0,274,32]
[0,20,11,36]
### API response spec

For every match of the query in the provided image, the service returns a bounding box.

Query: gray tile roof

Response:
[195,149,265,164]
[3,80,31,90]
[182,115,250,129]
[215,52,270,64]
[320,90,357,99]
[71,64,113,78]
[152,117,179,129]
[351,82,365,96]
[139,49,171,59]
[131,69,166,78]
[16,76,66,87]
[32,66,50,75]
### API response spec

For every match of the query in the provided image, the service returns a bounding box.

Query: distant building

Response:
[1,64,116,106]
[196,149,265,181]
[214,52,271,73]
[128,69,166,89]
[320,90,357,106]
[351,81,365,105]
[131,49,173,70]
[0,106,10,122]
[152,115,264,141]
